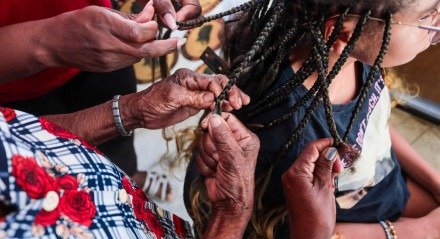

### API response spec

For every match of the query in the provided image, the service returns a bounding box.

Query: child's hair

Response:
[170,0,414,237]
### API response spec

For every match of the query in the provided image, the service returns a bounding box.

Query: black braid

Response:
[261,11,370,130]
[343,13,392,141]
[308,18,343,145]
[214,0,285,114]
[245,9,350,118]
[176,0,266,28]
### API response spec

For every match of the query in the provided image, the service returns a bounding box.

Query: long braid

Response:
[176,0,266,28]
[213,0,285,114]
[261,11,370,130]
[245,9,349,118]
[308,18,344,145]
[343,13,392,141]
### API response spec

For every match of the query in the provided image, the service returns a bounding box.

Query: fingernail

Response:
[210,115,222,128]
[147,0,153,6]
[163,13,177,31]
[177,38,187,47]
[325,147,338,161]
[203,93,214,103]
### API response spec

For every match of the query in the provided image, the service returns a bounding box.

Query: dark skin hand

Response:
[282,138,343,239]
[151,0,202,30]
[0,3,182,83]
[44,69,250,146]
[197,113,260,238]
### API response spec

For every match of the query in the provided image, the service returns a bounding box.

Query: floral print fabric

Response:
[0,108,192,238]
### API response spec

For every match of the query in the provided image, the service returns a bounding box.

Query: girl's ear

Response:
[324,18,355,55]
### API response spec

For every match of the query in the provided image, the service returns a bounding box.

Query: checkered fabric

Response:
[0,108,193,239]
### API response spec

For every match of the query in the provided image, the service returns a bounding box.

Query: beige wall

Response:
[393,45,440,103]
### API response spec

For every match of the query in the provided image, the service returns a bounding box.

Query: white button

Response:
[118,189,128,203]
[70,139,81,146]
[157,207,164,217]
[42,191,59,212]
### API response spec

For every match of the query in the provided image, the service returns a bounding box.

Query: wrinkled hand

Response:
[281,138,343,239]
[134,69,250,129]
[197,113,259,214]
[39,4,183,72]
[152,0,201,30]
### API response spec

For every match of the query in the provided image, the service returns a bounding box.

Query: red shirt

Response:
[0,0,112,104]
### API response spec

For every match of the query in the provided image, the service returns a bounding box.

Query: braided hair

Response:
[172,0,403,237]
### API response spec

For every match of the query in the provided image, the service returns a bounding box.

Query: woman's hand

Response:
[282,138,343,239]
[129,69,250,129]
[37,4,183,72]
[196,113,260,238]
[152,0,202,30]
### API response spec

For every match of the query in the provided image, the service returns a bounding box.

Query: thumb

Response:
[180,88,215,109]
[207,114,240,155]
[314,147,340,189]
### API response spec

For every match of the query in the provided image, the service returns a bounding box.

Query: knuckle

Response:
[128,27,141,42]
[141,44,154,57]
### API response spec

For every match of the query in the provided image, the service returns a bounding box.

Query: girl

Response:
[182,0,440,238]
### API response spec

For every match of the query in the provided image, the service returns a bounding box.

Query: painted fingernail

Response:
[210,115,222,128]
[177,38,187,47]
[325,147,338,161]
[163,13,177,31]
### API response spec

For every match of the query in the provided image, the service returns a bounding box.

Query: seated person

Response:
[183,0,440,238]
[0,69,341,238]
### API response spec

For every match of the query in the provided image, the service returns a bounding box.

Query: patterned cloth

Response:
[0,108,192,239]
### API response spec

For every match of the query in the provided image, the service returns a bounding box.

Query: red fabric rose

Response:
[173,214,186,238]
[0,107,16,122]
[56,175,79,190]
[59,190,96,227]
[122,177,135,195]
[131,197,147,220]
[35,208,60,226]
[134,187,148,201]
[143,209,165,238]
[11,155,56,199]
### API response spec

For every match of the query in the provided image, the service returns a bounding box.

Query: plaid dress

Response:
[0,108,192,239]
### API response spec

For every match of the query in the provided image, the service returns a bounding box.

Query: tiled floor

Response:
[389,108,440,171]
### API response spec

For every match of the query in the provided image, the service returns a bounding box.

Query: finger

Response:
[112,20,158,43]
[178,71,227,98]
[285,138,334,183]
[135,3,155,23]
[199,136,218,169]
[294,138,334,167]
[136,38,185,58]
[195,152,216,177]
[332,158,344,174]
[179,87,215,109]
[175,0,202,21]
[226,86,242,110]
[202,134,220,162]
[153,0,178,30]
[200,112,212,130]
[240,91,251,105]
[209,113,253,151]
[314,147,340,189]
[207,114,241,155]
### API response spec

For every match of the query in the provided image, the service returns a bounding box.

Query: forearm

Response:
[0,19,53,83]
[204,210,251,239]
[389,125,440,195]
[43,94,140,146]
[333,217,438,239]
